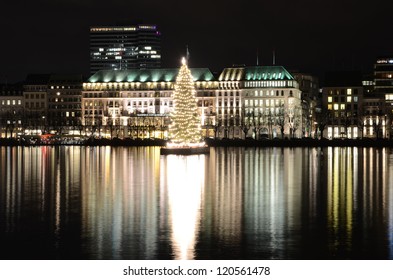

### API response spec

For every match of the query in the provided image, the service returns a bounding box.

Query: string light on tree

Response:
[168,57,204,147]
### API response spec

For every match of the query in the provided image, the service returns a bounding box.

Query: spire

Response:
[186,45,190,64]
[256,48,259,66]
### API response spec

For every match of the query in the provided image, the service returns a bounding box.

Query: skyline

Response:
[1,0,393,83]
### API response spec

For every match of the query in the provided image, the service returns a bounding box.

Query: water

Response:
[0,146,392,260]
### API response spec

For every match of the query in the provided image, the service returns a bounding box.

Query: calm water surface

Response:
[0,146,392,259]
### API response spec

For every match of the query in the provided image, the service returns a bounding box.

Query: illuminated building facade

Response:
[90,24,161,75]
[23,74,50,135]
[82,68,217,139]
[217,66,302,139]
[322,71,363,139]
[362,93,386,138]
[81,65,302,139]
[374,57,393,138]
[47,74,83,135]
[293,73,320,137]
[0,83,24,137]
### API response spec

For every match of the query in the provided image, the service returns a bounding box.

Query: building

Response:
[293,72,320,138]
[23,74,50,135]
[374,57,393,138]
[47,74,84,135]
[217,66,302,139]
[90,24,161,75]
[322,71,363,139]
[81,65,302,140]
[0,83,24,138]
[82,68,217,139]
[362,93,386,138]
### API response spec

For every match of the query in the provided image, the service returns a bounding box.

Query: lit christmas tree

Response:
[168,58,203,146]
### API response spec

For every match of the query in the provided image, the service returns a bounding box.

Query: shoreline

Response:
[1,137,393,147]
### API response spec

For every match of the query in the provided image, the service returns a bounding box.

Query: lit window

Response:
[328,104,333,110]
[347,96,352,102]
[328,97,332,103]
[340,104,345,110]
[333,104,339,110]
[347,89,352,95]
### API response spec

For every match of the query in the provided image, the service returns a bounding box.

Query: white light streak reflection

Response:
[163,154,205,260]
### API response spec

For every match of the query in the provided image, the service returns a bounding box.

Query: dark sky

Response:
[1,0,393,83]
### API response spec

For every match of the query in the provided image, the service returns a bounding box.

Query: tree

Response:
[287,105,302,138]
[275,104,286,139]
[169,58,202,145]
[372,115,383,139]
[316,109,329,139]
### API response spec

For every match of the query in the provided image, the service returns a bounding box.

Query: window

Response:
[328,97,332,103]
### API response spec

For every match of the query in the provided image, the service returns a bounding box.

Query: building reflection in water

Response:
[325,147,393,258]
[1,146,393,259]
[0,146,82,259]
[242,148,303,259]
[198,147,243,259]
[160,154,206,260]
[80,146,161,259]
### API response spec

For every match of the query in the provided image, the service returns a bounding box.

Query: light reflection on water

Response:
[0,146,393,259]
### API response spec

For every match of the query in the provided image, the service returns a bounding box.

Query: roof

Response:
[87,68,215,83]
[218,66,295,81]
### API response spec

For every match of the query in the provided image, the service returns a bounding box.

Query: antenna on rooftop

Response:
[273,49,276,65]
[256,48,259,66]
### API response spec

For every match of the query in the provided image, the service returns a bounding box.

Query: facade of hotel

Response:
[215,66,302,139]
[82,68,216,139]
[81,65,303,139]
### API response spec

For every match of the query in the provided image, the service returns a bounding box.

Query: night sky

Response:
[1,0,393,83]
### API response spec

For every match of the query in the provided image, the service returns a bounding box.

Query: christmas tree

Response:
[168,58,202,146]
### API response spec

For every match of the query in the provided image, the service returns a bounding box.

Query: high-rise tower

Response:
[89,24,161,75]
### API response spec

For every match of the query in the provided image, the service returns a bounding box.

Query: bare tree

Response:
[357,115,366,139]
[316,109,330,139]
[275,104,286,139]
[287,106,302,138]
[372,116,383,139]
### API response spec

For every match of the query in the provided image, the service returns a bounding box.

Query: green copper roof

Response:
[88,68,214,83]
[218,66,294,81]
